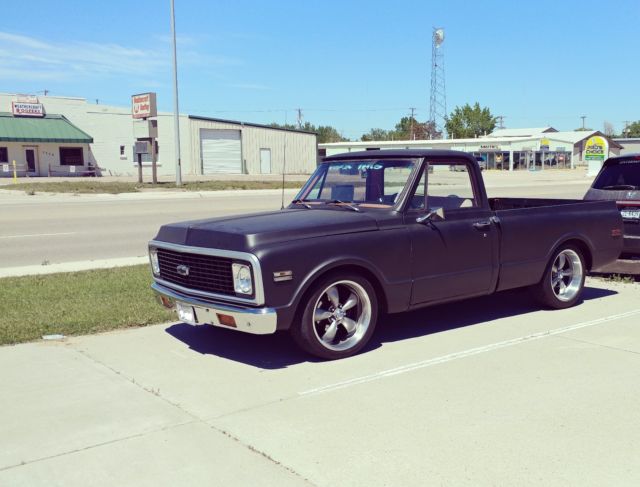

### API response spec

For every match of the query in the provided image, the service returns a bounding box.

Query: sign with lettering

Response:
[12,102,45,117]
[540,138,550,151]
[131,93,157,119]
[584,136,608,161]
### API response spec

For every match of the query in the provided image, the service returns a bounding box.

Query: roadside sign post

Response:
[131,93,158,185]
[12,160,17,183]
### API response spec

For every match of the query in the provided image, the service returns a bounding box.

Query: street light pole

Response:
[170,0,182,186]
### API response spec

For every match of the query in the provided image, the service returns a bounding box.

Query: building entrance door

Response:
[26,149,37,174]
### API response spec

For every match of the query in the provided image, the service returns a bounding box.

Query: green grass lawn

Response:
[0,265,175,345]
[3,180,303,194]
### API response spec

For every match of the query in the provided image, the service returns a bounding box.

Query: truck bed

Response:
[487,198,622,292]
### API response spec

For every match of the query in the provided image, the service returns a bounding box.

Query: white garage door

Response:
[200,129,242,174]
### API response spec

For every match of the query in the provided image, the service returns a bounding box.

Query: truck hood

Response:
[153,208,379,251]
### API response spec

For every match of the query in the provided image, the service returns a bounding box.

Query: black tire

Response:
[533,244,586,309]
[291,273,379,360]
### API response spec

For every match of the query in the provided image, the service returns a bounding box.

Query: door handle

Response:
[473,221,492,231]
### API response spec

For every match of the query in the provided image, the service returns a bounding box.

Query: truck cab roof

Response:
[323,149,475,162]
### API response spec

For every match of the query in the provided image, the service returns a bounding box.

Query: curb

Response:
[0,256,149,278]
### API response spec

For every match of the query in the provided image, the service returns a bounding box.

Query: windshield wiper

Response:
[325,199,360,212]
[290,199,312,209]
[601,185,638,190]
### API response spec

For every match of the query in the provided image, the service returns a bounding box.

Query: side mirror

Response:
[416,207,445,224]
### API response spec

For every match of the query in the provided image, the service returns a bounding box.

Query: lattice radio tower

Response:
[429,27,446,138]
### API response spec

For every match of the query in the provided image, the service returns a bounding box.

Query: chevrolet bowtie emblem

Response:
[176,264,190,276]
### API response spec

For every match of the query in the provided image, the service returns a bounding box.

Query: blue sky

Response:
[0,0,638,139]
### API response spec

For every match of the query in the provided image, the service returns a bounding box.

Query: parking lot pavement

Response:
[1,278,639,486]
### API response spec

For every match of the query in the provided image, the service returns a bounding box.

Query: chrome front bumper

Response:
[152,282,277,335]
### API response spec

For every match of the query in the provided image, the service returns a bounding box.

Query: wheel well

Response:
[559,239,593,270]
[294,265,388,322]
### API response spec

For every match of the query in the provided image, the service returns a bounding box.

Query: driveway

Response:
[1,278,639,486]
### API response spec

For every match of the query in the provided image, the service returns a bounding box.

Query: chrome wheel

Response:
[551,249,583,302]
[312,280,372,352]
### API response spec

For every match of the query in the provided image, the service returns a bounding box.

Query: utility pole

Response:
[623,121,630,137]
[170,0,182,186]
[497,115,505,129]
[296,108,303,130]
[409,107,416,140]
[580,115,587,130]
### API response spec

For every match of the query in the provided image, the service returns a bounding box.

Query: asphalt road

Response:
[0,179,591,269]
[1,278,638,486]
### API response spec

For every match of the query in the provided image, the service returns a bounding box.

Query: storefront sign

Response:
[11,102,45,117]
[479,144,501,151]
[540,138,550,151]
[131,93,157,119]
[584,136,608,161]
[2,164,8,173]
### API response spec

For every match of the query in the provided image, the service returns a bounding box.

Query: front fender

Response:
[254,229,413,329]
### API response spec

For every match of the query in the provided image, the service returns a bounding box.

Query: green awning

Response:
[0,112,93,143]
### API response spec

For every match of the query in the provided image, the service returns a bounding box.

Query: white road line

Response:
[299,309,640,397]
[0,232,76,239]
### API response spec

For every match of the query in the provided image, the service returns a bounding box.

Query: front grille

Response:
[157,248,246,297]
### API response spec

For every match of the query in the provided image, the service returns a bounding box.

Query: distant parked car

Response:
[584,154,640,257]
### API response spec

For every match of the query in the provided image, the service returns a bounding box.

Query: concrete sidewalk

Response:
[1,278,639,486]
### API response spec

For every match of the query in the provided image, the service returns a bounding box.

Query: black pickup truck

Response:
[149,150,623,359]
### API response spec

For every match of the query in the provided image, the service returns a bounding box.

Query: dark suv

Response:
[585,154,640,257]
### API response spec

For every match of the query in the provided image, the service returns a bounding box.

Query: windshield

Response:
[295,158,419,206]
[593,159,640,190]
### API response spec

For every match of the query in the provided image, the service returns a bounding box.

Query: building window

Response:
[318,148,327,157]
[0,147,7,163]
[119,145,125,156]
[59,147,84,166]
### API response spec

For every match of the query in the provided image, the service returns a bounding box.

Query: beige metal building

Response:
[187,116,317,175]
[0,93,318,177]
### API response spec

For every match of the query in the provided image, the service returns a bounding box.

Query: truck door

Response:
[407,159,498,305]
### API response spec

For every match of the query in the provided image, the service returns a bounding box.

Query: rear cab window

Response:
[410,161,478,212]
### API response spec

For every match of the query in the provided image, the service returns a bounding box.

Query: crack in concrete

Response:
[0,421,196,473]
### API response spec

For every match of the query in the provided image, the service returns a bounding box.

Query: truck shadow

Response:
[165,285,616,369]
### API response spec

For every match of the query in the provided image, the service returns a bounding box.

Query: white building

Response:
[319,127,623,172]
[0,93,317,177]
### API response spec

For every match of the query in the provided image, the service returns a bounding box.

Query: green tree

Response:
[623,121,640,137]
[316,125,348,143]
[361,128,392,141]
[393,117,442,140]
[269,122,348,143]
[445,103,497,138]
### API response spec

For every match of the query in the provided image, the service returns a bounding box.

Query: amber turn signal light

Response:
[216,313,237,328]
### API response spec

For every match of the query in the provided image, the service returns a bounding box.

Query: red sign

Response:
[131,93,157,119]
[12,102,45,117]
